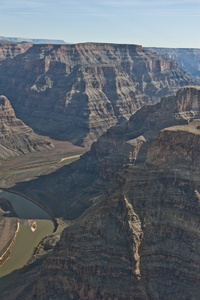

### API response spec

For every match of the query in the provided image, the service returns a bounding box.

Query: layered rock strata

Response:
[146,47,200,81]
[15,86,200,219]
[0,42,32,61]
[0,197,17,259]
[33,88,200,299]
[0,95,54,160]
[2,86,200,299]
[0,43,194,146]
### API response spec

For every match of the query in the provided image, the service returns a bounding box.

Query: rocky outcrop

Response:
[0,95,54,160]
[31,88,200,300]
[0,42,32,61]
[13,86,200,219]
[0,43,194,146]
[3,86,200,299]
[146,47,200,81]
[32,139,200,299]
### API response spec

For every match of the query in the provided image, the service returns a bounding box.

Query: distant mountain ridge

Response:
[146,47,200,81]
[0,35,66,44]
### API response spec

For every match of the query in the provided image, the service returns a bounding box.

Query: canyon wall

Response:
[14,86,200,219]
[0,42,32,61]
[0,43,194,146]
[2,86,200,299]
[0,95,54,160]
[146,47,200,81]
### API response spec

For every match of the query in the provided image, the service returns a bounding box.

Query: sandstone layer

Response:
[0,43,194,146]
[146,47,200,81]
[0,42,32,61]
[15,86,200,219]
[0,95,54,160]
[2,86,200,299]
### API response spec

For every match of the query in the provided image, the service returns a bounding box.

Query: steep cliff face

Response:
[32,97,200,299]
[2,86,200,299]
[14,86,200,219]
[146,47,200,81]
[0,43,194,146]
[0,42,32,61]
[0,95,54,159]
[32,140,200,300]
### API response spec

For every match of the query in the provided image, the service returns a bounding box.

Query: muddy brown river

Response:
[0,191,54,289]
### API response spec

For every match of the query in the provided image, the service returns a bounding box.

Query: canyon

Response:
[0,42,194,146]
[0,95,54,160]
[0,42,32,61]
[0,40,199,299]
[1,86,199,299]
[146,47,200,81]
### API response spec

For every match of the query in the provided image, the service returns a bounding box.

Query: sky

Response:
[1,0,200,48]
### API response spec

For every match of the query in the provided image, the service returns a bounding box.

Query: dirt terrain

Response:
[0,137,86,188]
[0,197,17,260]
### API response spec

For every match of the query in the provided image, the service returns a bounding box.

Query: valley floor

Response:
[0,136,86,188]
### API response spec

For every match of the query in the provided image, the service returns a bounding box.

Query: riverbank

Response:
[0,191,54,290]
[0,197,19,261]
[0,188,58,232]
[0,218,20,267]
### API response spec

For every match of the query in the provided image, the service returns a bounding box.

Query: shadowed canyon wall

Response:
[0,95,53,160]
[2,86,200,299]
[0,43,195,146]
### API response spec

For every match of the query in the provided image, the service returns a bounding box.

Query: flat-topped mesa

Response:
[146,119,200,168]
[32,88,200,300]
[159,86,200,113]
[0,95,54,160]
[176,85,200,112]
[0,42,194,146]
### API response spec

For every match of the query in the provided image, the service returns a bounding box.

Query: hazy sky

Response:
[1,0,200,47]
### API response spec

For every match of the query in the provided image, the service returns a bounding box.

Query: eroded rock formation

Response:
[0,42,32,61]
[15,86,200,219]
[146,47,200,81]
[0,95,54,160]
[0,43,194,146]
[32,87,200,300]
[2,86,200,299]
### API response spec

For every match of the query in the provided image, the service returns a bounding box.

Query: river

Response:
[0,190,54,289]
